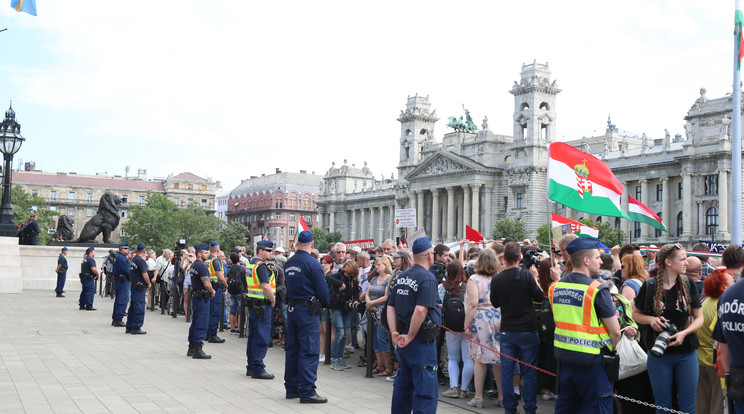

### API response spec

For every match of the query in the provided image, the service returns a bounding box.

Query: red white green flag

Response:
[548,142,630,219]
[628,196,667,232]
[737,0,744,70]
[551,214,599,238]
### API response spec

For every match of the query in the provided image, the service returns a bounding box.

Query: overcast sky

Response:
[0,1,734,192]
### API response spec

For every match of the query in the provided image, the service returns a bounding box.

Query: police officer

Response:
[386,237,441,414]
[244,239,277,379]
[79,247,99,311]
[55,247,68,297]
[111,243,131,327]
[713,274,744,413]
[125,243,150,335]
[187,244,216,359]
[284,230,330,403]
[206,241,228,343]
[549,237,621,414]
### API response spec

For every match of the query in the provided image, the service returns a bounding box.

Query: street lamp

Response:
[0,103,25,237]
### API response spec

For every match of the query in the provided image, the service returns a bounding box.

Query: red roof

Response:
[171,172,206,181]
[13,171,165,191]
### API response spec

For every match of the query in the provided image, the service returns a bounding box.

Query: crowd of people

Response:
[51,231,744,414]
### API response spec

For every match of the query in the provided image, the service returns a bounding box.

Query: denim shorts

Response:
[229,293,241,315]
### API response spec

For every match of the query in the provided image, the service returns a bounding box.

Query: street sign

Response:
[395,208,417,227]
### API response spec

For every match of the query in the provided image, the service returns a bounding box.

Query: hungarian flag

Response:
[548,142,630,219]
[628,196,668,232]
[551,214,599,238]
[466,225,485,242]
[298,215,310,232]
[737,0,744,70]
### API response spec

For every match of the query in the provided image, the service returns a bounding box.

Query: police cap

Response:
[257,240,274,250]
[298,230,313,243]
[412,237,433,254]
[566,237,602,256]
[194,243,209,252]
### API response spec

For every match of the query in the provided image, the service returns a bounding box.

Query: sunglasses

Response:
[674,243,684,250]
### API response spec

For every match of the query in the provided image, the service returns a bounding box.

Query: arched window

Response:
[520,103,530,111]
[706,207,718,235]
[655,212,663,237]
[405,129,412,136]
[676,211,683,236]
[596,216,602,223]
[504,155,512,164]
[420,129,428,135]
[539,102,550,111]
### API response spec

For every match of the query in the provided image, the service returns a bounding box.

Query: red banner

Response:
[345,239,375,250]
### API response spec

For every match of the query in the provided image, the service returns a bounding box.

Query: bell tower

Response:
[510,61,560,146]
[397,94,438,178]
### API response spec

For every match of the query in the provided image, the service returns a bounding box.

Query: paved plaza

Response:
[0,289,558,413]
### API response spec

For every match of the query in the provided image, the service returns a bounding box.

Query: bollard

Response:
[149,283,156,311]
[324,309,332,365]
[238,296,246,338]
[160,280,168,315]
[365,309,374,378]
[219,290,225,333]
[171,281,179,318]
[185,287,192,323]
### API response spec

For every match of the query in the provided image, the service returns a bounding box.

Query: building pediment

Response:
[405,151,490,181]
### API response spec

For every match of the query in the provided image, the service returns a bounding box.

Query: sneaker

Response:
[542,391,557,401]
[338,359,351,369]
[385,373,396,382]
[458,389,469,399]
[467,398,484,408]
[318,354,325,363]
[442,388,460,398]
[331,360,345,371]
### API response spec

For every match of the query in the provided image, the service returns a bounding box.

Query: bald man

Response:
[685,256,704,299]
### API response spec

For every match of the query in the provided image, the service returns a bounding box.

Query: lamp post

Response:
[0,103,25,237]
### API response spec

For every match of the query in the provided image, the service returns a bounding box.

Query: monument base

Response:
[0,236,22,293]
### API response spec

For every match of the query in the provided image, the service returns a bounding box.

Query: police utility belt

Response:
[114,274,128,282]
[192,289,211,301]
[287,297,322,315]
[210,280,222,290]
[79,272,94,280]
[132,281,146,291]
[396,318,440,345]
[245,297,271,306]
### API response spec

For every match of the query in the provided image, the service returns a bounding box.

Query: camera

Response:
[522,249,544,269]
[651,321,678,357]
[343,300,361,312]
[174,239,186,252]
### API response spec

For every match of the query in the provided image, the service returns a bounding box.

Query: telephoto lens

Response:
[650,322,678,357]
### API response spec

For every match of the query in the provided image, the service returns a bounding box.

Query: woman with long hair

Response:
[621,254,649,302]
[536,258,561,401]
[326,260,360,371]
[632,244,703,413]
[440,260,474,399]
[463,248,503,408]
[696,268,735,414]
[365,256,395,377]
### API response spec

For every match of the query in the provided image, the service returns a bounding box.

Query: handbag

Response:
[617,330,648,380]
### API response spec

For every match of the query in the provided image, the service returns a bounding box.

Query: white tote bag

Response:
[617,331,647,380]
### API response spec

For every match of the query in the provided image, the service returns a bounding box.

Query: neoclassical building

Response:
[317,62,739,248]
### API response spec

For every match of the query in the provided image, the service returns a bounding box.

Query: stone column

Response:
[661,178,669,236]
[378,206,384,244]
[409,191,417,235]
[719,169,730,237]
[484,185,494,236]
[417,191,425,231]
[471,184,481,232]
[682,173,693,237]
[446,186,455,242]
[621,182,629,240]
[390,204,396,240]
[432,188,441,242]
[350,209,357,240]
[639,179,649,239]
[329,210,335,233]
[463,184,471,237]
[360,208,366,240]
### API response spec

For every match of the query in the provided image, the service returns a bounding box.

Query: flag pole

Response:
[732,1,743,245]
[547,143,555,266]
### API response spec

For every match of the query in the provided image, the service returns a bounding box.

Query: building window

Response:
[121,195,128,203]
[202,199,207,208]
[121,229,127,237]
[188,184,193,190]
[634,222,641,238]
[596,216,602,223]
[67,208,74,216]
[86,208,93,217]
[635,186,641,201]
[654,212,662,237]
[50,206,56,211]
[68,192,75,200]
[31,190,38,196]
[656,184,662,201]
[289,226,296,235]
[174,183,179,189]
[290,213,295,221]
[677,211,683,236]
[174,197,179,206]
[705,175,718,195]
[87,193,93,201]
[202,185,207,190]
[615,217,621,228]
[504,196,508,210]
[706,207,718,235]
[139,196,145,205]
[678,182,683,199]
[516,193,524,208]
[275,213,281,220]
[121,209,128,218]
[50,191,57,200]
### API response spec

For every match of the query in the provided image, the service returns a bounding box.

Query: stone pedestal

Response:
[0,236,21,293]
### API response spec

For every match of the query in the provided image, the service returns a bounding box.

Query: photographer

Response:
[632,243,702,413]
[326,260,360,371]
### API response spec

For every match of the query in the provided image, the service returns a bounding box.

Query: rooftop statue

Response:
[446,105,478,133]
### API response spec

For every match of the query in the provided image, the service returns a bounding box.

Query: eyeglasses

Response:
[336,250,346,254]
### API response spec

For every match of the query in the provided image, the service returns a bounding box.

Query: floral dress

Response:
[469,274,502,364]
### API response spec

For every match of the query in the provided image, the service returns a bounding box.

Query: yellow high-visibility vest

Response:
[549,280,613,355]
[205,259,219,281]
[245,261,276,300]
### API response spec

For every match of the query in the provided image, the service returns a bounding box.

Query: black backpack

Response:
[226,265,245,295]
[442,283,466,332]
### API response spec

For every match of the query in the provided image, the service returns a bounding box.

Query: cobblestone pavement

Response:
[0,289,557,413]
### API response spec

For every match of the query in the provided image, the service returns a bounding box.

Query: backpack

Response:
[226,265,245,295]
[442,283,466,332]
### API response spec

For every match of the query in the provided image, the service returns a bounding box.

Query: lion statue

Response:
[75,192,122,243]
[52,215,74,241]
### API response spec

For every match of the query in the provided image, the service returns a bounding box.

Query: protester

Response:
[633,243,703,413]
[326,260,360,371]
[620,254,649,302]
[463,248,503,408]
[440,259,473,399]
[365,256,394,377]
[536,258,560,401]
[225,251,247,334]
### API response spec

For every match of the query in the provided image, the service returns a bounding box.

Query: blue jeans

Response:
[646,350,698,414]
[373,323,390,353]
[331,309,352,360]
[500,331,539,414]
[229,293,240,315]
[446,330,474,391]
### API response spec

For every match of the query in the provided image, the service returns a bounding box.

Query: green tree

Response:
[11,185,58,245]
[218,222,250,253]
[491,217,526,240]
[309,228,344,253]
[534,217,626,248]
[536,223,550,246]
